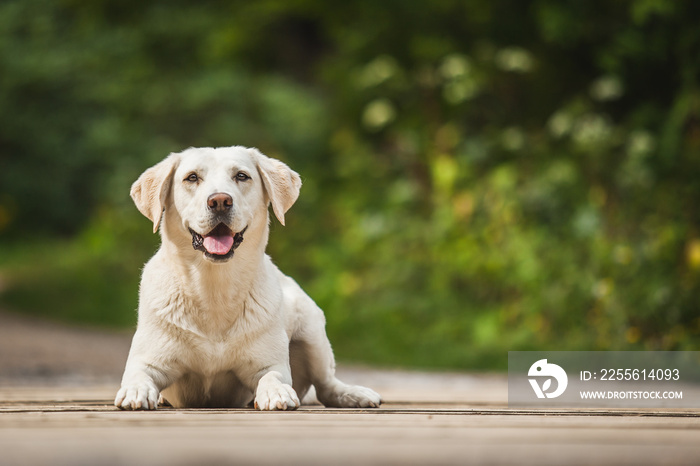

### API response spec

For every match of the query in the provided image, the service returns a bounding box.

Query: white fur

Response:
[115,146,381,410]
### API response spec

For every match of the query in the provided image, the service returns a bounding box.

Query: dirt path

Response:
[0,311,133,385]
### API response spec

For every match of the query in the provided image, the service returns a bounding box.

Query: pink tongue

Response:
[203,235,234,255]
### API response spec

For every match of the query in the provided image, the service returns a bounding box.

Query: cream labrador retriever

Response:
[115,146,381,410]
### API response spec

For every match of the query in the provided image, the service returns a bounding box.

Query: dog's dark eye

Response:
[236,172,251,182]
[186,173,199,183]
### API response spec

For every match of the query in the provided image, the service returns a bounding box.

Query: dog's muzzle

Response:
[189,224,248,261]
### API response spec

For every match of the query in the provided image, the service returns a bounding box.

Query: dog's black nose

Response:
[207,192,233,212]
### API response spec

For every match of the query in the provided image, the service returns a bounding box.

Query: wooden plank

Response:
[1,313,699,464]
[1,385,699,466]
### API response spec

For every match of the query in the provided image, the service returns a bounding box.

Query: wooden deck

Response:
[0,313,698,465]
[2,371,699,466]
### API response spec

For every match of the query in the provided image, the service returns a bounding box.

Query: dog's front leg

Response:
[115,367,163,410]
[115,331,178,410]
[238,332,300,411]
[251,368,300,411]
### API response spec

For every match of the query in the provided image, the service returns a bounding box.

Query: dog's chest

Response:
[189,333,239,374]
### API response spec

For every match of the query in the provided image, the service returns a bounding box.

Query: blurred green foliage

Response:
[1,0,700,369]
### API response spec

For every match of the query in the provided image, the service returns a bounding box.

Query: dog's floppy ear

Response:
[250,148,301,226]
[130,154,179,233]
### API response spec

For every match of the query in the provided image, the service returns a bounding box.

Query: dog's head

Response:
[130,146,301,263]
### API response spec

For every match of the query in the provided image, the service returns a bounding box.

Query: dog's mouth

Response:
[189,224,247,261]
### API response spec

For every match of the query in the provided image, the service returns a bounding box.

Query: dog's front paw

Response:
[254,383,300,411]
[115,381,159,410]
[319,384,382,408]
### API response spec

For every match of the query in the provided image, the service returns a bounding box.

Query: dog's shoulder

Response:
[137,249,189,318]
[140,248,178,293]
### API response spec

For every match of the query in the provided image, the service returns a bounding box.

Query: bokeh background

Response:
[1,0,699,370]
